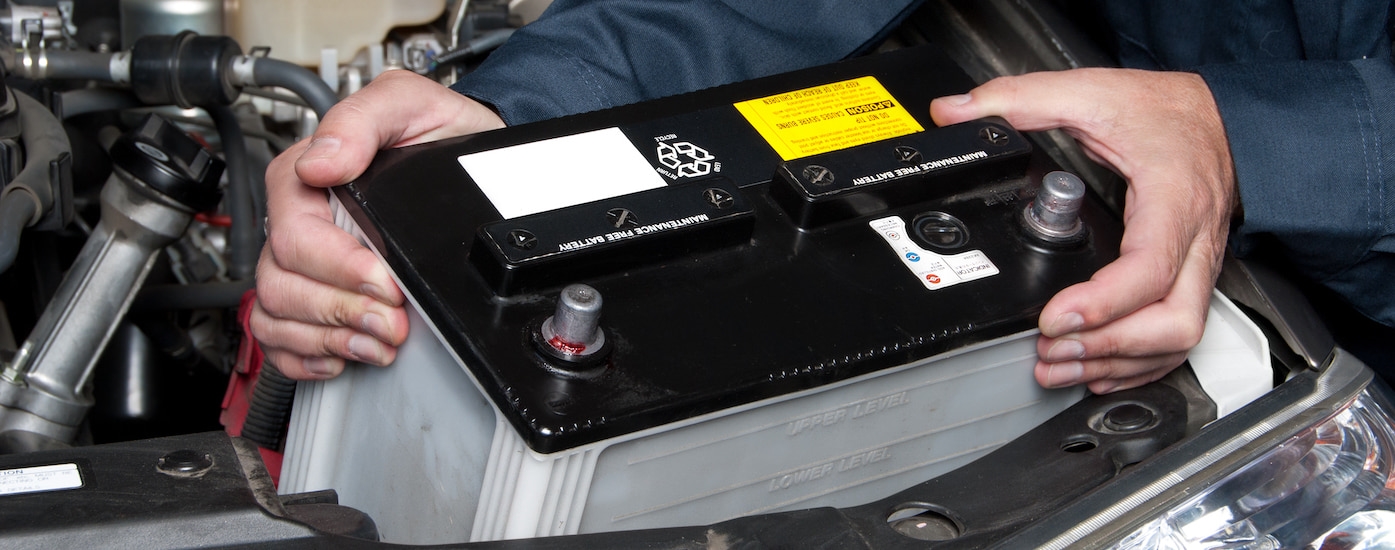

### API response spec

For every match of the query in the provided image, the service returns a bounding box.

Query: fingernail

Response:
[941,93,972,106]
[348,334,387,365]
[1047,312,1085,337]
[303,356,339,376]
[360,283,392,304]
[1045,339,1086,362]
[1043,361,1084,388]
[302,137,341,161]
[1092,381,1119,394]
[361,312,393,342]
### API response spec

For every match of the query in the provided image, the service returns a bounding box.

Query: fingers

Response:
[264,155,403,304]
[1035,250,1214,389]
[254,248,407,344]
[930,69,1237,392]
[295,70,506,188]
[252,243,409,380]
[1040,201,1194,337]
[264,349,347,380]
[253,72,504,381]
[251,299,398,369]
[1035,351,1188,395]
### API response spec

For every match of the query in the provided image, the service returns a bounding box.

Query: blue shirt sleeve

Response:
[1072,0,1395,327]
[449,0,921,125]
[1198,58,1395,326]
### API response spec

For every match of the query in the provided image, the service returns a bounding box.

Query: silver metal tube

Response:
[0,170,194,441]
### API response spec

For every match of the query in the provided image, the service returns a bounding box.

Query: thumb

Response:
[929,69,1125,133]
[928,93,982,127]
[295,70,504,188]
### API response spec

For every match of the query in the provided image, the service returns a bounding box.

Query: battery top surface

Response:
[336,44,1122,453]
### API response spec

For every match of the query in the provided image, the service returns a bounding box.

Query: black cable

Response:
[207,104,259,281]
[234,103,273,225]
[241,361,298,451]
[434,28,515,67]
[156,113,293,152]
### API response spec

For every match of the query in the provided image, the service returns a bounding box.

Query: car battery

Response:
[280,44,1123,544]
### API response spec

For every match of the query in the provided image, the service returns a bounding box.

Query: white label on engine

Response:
[0,463,82,496]
[459,127,666,219]
[869,216,998,290]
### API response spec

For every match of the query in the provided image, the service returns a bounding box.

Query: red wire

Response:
[195,212,233,227]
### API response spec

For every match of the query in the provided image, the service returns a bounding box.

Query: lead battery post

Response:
[532,283,612,375]
[1022,170,1088,244]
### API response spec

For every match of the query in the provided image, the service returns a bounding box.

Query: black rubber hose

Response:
[130,280,256,311]
[241,362,298,450]
[207,104,259,281]
[37,49,115,81]
[8,92,72,221]
[249,57,337,119]
[0,91,73,273]
[0,192,37,274]
[58,88,143,119]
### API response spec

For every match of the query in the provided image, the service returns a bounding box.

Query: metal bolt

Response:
[157,449,214,476]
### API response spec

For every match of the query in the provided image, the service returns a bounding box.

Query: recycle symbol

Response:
[656,141,715,178]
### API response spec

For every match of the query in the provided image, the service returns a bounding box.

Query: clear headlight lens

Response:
[1110,388,1395,549]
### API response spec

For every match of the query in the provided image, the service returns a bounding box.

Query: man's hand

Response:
[931,68,1238,393]
[251,70,506,380]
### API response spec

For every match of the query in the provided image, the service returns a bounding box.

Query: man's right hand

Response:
[251,70,506,380]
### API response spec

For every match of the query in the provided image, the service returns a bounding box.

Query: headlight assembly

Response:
[1110,387,1395,549]
[1007,350,1395,550]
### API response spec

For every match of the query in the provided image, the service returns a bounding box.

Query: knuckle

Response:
[1177,317,1206,349]
[255,281,291,318]
[248,318,267,344]
[327,298,358,328]
[266,227,296,264]
[248,307,276,345]
[317,329,345,358]
[266,143,302,176]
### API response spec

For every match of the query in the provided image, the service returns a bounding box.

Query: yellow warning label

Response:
[735,76,924,161]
